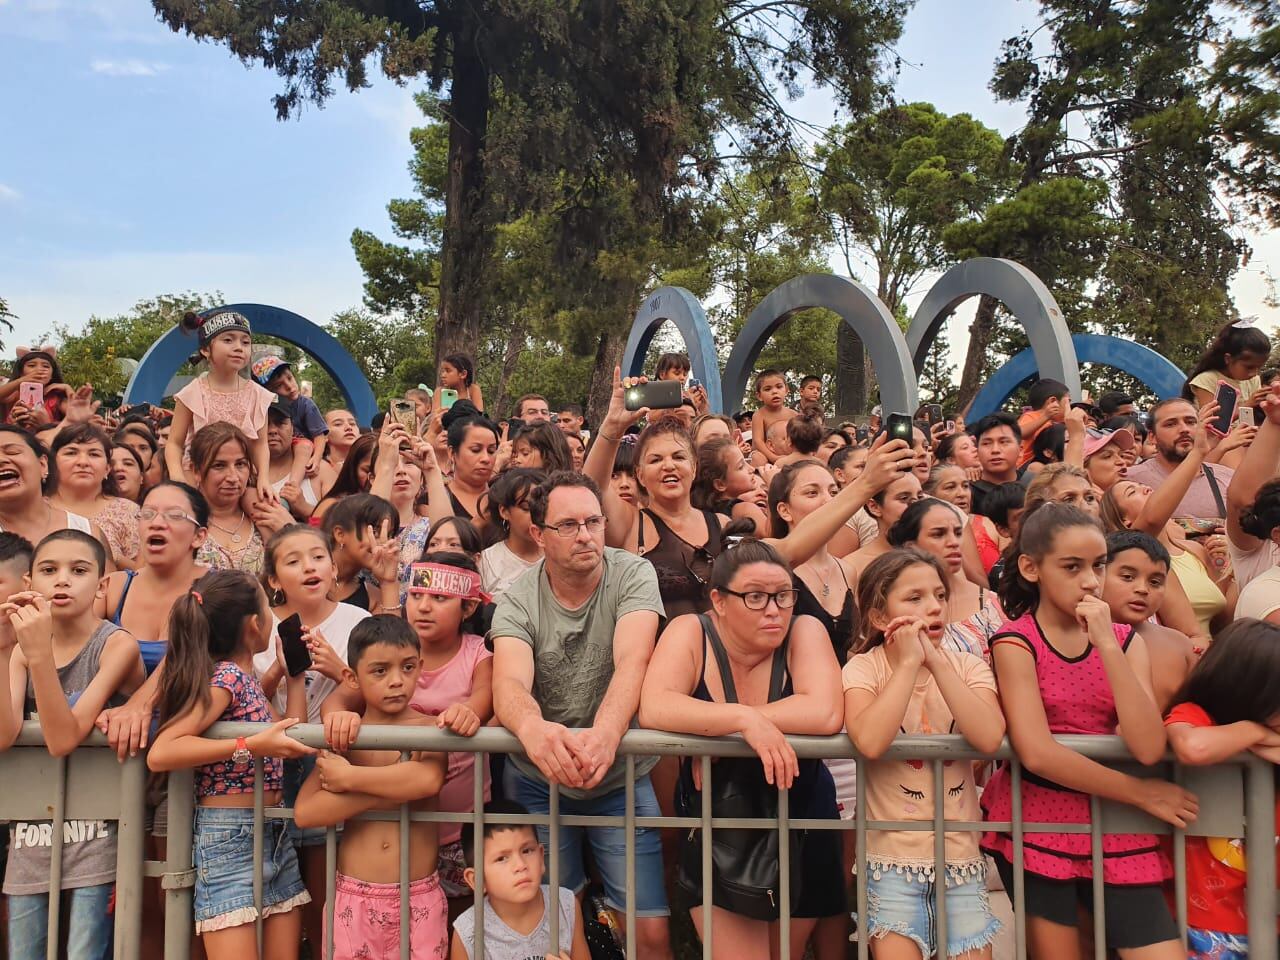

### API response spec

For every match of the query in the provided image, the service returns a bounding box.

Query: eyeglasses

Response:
[719,587,800,611]
[539,516,606,538]
[139,507,201,526]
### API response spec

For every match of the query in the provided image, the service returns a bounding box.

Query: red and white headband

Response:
[408,563,491,603]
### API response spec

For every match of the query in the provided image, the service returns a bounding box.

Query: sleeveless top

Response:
[637,508,724,619]
[792,572,856,665]
[23,620,127,717]
[980,611,1168,884]
[446,486,474,520]
[0,509,91,537]
[110,568,169,675]
[1169,549,1226,636]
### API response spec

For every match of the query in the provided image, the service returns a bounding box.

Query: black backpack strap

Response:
[767,635,791,702]
[698,614,739,704]
[1201,464,1227,519]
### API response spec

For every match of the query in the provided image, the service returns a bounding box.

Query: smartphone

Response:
[1211,381,1239,436]
[885,412,914,443]
[278,614,312,678]
[624,380,682,411]
[389,399,416,430]
[1173,517,1221,539]
[923,404,943,429]
[439,388,459,410]
[687,377,702,392]
[946,420,956,433]
[1238,406,1255,428]
[19,382,42,408]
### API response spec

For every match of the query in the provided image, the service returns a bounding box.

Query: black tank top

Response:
[637,508,724,619]
[792,573,857,665]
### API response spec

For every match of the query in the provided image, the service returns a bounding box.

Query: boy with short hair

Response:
[252,355,329,489]
[1016,378,1068,468]
[750,369,796,465]
[799,375,823,408]
[451,799,589,960]
[294,615,448,960]
[1103,531,1196,711]
[0,530,143,960]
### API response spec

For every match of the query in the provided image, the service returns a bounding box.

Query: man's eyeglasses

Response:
[539,516,607,538]
[139,507,202,526]
[719,587,800,611]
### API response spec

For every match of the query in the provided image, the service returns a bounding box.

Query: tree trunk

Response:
[834,321,868,421]
[586,328,626,429]
[955,295,1000,413]
[493,319,524,419]
[435,18,491,367]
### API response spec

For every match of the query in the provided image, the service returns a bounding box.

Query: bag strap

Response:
[1201,463,1227,519]
[697,614,791,705]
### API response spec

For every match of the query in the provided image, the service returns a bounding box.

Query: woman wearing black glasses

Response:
[639,538,845,960]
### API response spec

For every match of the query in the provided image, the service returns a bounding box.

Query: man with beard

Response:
[1126,398,1234,519]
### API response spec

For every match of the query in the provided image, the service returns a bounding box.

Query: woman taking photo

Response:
[190,422,293,576]
[639,540,845,960]
[369,422,451,599]
[888,497,1004,661]
[47,422,142,569]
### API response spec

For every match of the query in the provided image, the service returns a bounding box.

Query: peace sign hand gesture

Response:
[367,519,400,583]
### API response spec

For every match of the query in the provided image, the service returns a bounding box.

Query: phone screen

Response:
[886,413,914,443]
[624,380,682,411]
[439,388,458,410]
[1213,382,1238,435]
[278,614,312,677]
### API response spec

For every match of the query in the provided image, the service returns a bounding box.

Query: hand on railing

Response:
[324,710,362,753]
[96,703,153,760]
[249,717,317,760]
[569,726,621,791]
[739,713,799,789]
[431,702,482,737]
[523,719,590,789]
[1133,779,1199,828]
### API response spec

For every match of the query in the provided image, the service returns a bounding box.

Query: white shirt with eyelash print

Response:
[841,644,996,882]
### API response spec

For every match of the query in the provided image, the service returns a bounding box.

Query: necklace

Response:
[802,554,840,600]
[209,511,247,544]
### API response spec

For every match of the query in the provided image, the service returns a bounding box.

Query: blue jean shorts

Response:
[862,866,1000,958]
[193,806,311,933]
[283,756,337,848]
[503,764,669,918]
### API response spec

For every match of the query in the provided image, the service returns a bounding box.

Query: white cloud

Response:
[90,58,169,77]
[0,184,19,203]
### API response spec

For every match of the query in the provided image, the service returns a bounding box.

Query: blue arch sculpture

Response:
[124,303,380,427]
[620,287,723,414]
[968,333,1187,419]
[721,275,918,417]
[907,258,1082,400]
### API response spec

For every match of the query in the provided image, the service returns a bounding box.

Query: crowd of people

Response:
[0,310,1279,960]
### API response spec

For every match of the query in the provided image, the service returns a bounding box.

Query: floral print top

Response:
[196,661,281,797]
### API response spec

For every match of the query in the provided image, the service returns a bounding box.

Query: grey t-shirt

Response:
[489,547,663,797]
[5,620,129,895]
[454,885,577,960]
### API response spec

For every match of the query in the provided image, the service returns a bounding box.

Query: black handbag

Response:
[675,615,803,921]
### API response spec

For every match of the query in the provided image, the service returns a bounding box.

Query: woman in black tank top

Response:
[638,540,845,953]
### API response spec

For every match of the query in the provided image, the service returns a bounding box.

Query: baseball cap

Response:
[266,398,292,422]
[251,355,291,386]
[1083,427,1134,460]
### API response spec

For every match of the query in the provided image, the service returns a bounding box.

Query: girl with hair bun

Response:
[166,309,277,506]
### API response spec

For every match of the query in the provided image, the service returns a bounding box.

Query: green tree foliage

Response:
[0,297,14,355]
[49,293,218,399]
[816,102,1011,413]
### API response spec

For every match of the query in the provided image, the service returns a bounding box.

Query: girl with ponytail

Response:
[147,569,315,958]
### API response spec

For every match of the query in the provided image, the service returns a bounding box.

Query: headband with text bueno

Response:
[409,563,491,603]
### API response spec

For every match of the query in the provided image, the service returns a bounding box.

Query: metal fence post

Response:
[113,750,147,960]
[163,769,196,960]
[1245,756,1277,960]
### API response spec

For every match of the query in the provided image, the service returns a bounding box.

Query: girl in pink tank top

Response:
[981,503,1198,955]
[403,552,494,903]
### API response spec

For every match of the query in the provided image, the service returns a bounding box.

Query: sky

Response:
[1,0,1276,356]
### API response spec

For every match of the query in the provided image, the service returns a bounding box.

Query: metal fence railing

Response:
[1,720,1275,960]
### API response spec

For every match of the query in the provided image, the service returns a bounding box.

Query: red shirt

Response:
[1164,702,1280,934]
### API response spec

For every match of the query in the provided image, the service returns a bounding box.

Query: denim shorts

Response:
[283,756,336,848]
[503,764,669,918]
[193,806,311,933]
[862,866,1000,958]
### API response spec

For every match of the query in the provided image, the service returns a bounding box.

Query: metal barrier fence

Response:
[1,720,1276,960]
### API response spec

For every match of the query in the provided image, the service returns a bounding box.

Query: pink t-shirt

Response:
[409,633,492,844]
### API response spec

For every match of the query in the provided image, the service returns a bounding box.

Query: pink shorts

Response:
[325,871,448,960]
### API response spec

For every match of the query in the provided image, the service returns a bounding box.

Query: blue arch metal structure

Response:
[968,333,1187,419]
[124,303,380,427]
[907,258,1082,400]
[620,287,723,413]
[721,274,918,418]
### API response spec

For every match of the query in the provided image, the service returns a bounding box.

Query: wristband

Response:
[231,736,252,767]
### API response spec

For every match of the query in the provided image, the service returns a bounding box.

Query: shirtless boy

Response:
[294,615,448,960]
